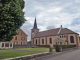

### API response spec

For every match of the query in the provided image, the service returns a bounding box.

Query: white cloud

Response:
[22,0,80,41]
[47,7,62,13]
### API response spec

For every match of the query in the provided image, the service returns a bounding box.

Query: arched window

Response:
[70,36,74,43]
[60,42,62,45]
[42,39,44,44]
[60,36,61,38]
[15,36,17,40]
[50,38,52,44]
[36,39,37,44]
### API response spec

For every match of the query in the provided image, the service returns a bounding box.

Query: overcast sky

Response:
[21,0,80,41]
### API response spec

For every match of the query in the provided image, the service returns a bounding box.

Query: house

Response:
[10,29,28,45]
[31,17,80,47]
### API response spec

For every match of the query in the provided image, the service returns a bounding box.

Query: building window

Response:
[15,36,17,40]
[21,42,24,45]
[62,36,63,38]
[42,39,44,44]
[36,39,37,44]
[56,42,57,45]
[70,36,74,43]
[50,38,52,44]
[14,42,17,45]
[21,33,22,35]
[22,37,25,40]
[60,36,61,38]
[60,42,62,45]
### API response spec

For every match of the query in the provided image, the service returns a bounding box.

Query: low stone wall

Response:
[0,42,13,49]
[13,44,36,48]
[2,52,52,60]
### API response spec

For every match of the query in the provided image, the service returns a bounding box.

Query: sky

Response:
[21,0,80,41]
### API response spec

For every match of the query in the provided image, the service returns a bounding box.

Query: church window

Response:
[42,39,44,44]
[62,36,63,38]
[56,42,57,45]
[60,36,61,38]
[15,36,17,40]
[36,39,37,44]
[70,36,74,43]
[50,38,52,44]
[60,42,62,45]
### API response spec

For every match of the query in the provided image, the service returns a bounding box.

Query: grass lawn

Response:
[16,47,56,52]
[0,51,36,59]
[0,49,11,52]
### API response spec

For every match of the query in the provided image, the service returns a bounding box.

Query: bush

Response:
[55,45,59,52]
[36,45,50,48]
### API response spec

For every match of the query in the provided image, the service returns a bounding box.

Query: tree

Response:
[0,0,26,41]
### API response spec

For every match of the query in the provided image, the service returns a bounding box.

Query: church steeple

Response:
[33,17,38,29]
[31,17,39,38]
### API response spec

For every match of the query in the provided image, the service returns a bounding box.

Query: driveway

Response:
[41,48,80,60]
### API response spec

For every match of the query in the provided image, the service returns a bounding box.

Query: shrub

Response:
[36,45,50,48]
[55,45,59,52]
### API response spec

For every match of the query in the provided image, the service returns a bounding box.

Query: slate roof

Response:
[33,18,38,29]
[34,28,78,38]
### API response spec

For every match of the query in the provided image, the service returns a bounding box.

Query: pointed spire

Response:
[61,25,62,28]
[33,17,38,29]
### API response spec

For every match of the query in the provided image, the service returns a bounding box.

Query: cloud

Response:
[46,25,55,30]
[22,0,80,41]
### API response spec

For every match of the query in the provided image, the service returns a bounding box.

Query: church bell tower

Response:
[31,17,39,38]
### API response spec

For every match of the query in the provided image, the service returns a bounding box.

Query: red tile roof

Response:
[34,28,78,38]
[59,28,78,34]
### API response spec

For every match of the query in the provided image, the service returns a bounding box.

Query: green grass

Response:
[0,51,36,59]
[16,47,56,52]
[0,49,11,52]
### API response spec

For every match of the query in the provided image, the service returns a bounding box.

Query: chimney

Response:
[61,25,62,28]
[57,25,62,34]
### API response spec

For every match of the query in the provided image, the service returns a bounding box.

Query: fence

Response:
[13,44,36,48]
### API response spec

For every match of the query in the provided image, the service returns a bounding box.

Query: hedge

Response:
[36,45,50,48]
[54,44,76,52]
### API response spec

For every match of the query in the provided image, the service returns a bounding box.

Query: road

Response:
[41,48,80,60]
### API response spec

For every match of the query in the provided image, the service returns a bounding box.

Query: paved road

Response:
[41,48,80,60]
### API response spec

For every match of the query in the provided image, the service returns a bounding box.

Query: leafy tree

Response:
[0,0,26,41]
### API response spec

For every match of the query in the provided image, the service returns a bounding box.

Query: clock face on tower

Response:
[32,32,34,35]
[32,32,35,38]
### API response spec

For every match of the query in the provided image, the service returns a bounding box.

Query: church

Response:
[31,18,80,47]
